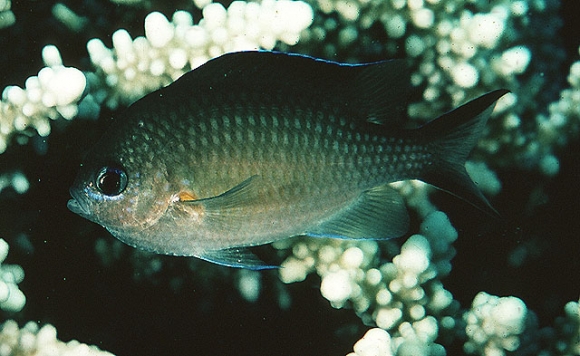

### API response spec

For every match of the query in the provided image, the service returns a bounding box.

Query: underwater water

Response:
[0,0,579,355]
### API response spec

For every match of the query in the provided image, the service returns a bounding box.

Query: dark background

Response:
[0,0,579,354]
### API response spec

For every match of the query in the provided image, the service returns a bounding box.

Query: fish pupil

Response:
[96,165,128,196]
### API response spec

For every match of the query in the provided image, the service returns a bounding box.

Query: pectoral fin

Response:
[181,175,259,206]
[179,175,262,222]
[306,185,409,239]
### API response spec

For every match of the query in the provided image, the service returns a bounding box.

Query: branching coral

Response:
[0,46,86,153]
[348,328,395,356]
[0,171,29,196]
[277,207,580,355]
[461,293,580,356]
[85,0,313,108]
[463,292,529,355]
[0,239,25,313]
[292,0,570,176]
[0,0,15,29]
[0,0,313,152]
[275,211,460,353]
[556,299,580,356]
[0,320,114,356]
[535,46,580,175]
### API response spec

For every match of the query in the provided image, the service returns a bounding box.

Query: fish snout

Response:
[67,187,91,217]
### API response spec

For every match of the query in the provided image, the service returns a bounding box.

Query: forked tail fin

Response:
[417,89,509,216]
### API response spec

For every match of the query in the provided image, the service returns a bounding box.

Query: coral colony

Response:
[0,0,578,355]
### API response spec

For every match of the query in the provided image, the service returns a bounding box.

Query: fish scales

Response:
[68,51,507,269]
[161,97,415,207]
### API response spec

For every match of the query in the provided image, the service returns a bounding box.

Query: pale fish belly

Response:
[112,175,364,255]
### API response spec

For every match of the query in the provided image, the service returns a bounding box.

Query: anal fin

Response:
[306,185,409,240]
[198,247,278,270]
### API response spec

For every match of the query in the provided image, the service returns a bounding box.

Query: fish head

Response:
[67,153,174,235]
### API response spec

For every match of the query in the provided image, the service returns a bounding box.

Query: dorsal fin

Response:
[163,51,411,126]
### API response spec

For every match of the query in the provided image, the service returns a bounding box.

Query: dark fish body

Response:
[68,51,507,268]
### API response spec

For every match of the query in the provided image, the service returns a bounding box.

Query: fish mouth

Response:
[67,188,90,218]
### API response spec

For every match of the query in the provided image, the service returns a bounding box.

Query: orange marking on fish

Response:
[178,191,198,201]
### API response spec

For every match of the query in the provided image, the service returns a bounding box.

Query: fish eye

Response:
[95,165,128,196]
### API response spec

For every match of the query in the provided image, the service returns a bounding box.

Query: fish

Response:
[67,51,507,269]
